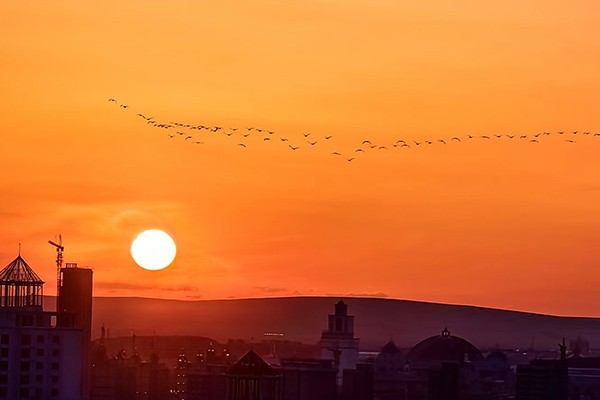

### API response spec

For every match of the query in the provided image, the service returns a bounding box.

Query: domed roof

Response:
[406,328,482,365]
[381,341,401,355]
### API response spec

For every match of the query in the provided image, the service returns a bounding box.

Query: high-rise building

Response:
[320,300,360,385]
[0,253,83,400]
[57,262,93,400]
[516,359,568,400]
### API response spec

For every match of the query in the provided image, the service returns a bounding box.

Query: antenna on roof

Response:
[48,234,64,299]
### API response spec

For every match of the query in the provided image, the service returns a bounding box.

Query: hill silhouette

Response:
[47,296,600,351]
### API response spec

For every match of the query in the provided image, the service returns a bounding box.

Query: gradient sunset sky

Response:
[1,1,600,316]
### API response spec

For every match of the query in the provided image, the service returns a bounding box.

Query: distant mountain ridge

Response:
[45,296,600,350]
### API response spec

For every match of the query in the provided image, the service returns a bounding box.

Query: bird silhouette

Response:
[362,140,372,145]
[438,140,446,145]
[263,138,271,141]
[355,148,365,152]
[280,138,289,142]
[238,143,247,148]
[332,152,342,156]
[120,104,128,108]
[309,141,318,146]
[289,145,299,150]
[347,158,355,162]
[185,136,193,140]
[325,135,333,140]
[303,133,311,137]
[565,139,576,143]
[451,137,461,142]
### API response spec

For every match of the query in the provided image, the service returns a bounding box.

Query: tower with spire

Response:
[320,299,360,385]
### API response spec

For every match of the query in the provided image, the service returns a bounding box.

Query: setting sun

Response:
[130,229,177,271]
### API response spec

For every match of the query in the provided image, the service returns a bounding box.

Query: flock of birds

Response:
[109,99,599,162]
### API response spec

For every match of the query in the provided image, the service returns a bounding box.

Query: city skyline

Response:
[1,1,600,316]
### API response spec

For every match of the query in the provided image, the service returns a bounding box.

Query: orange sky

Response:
[1,0,600,316]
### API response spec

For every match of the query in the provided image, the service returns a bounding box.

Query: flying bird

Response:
[451,137,461,142]
[347,158,355,162]
[280,138,289,141]
[355,148,365,152]
[332,152,342,156]
[238,143,247,148]
[303,133,311,137]
[362,140,372,145]
[309,141,318,146]
[438,140,446,145]
[289,145,299,150]
[185,136,193,140]
[325,135,333,140]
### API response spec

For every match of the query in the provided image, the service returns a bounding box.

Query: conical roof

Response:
[227,349,279,376]
[0,255,44,284]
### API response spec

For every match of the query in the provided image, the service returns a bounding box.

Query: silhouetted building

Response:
[373,341,405,400]
[0,253,83,400]
[90,342,170,400]
[226,349,282,400]
[342,362,373,400]
[280,358,337,400]
[403,328,487,400]
[57,263,93,399]
[427,363,460,400]
[320,300,359,386]
[186,364,227,400]
[516,359,568,400]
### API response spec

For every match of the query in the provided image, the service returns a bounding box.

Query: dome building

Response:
[406,327,483,370]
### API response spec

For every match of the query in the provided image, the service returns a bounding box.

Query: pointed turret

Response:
[0,254,44,308]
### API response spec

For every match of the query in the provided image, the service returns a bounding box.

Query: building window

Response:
[52,349,60,357]
[0,374,7,384]
[20,362,29,372]
[36,362,43,370]
[52,335,60,345]
[19,388,28,398]
[37,348,44,357]
[51,388,59,397]
[21,335,31,346]
[51,375,59,384]
[0,349,7,358]
[20,375,29,385]
[37,335,44,344]
[0,362,7,372]
[35,375,43,384]
[21,348,30,358]
[51,362,59,371]
[0,335,8,345]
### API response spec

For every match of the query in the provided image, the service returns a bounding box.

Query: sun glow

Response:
[130,229,177,271]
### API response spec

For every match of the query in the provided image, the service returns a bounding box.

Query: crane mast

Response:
[48,234,64,299]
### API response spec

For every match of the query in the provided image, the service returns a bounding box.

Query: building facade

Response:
[0,254,84,400]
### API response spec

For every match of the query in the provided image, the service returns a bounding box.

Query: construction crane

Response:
[48,235,64,299]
